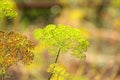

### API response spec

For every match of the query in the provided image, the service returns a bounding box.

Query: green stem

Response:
[55,48,61,63]
[48,48,61,80]
[1,68,6,80]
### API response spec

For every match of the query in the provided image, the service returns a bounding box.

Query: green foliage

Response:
[34,24,89,59]
[0,0,17,19]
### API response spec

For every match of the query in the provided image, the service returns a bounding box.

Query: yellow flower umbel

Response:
[0,0,17,19]
[0,31,34,80]
[34,24,89,80]
[47,63,69,80]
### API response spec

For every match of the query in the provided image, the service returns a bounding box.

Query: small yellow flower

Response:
[47,63,69,80]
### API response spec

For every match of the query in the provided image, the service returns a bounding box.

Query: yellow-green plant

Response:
[47,63,69,80]
[34,24,89,80]
[0,0,17,19]
[0,31,34,80]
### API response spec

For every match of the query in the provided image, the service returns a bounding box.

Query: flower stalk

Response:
[48,48,61,80]
[1,67,6,80]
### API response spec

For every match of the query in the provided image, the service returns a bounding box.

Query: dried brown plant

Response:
[0,31,34,79]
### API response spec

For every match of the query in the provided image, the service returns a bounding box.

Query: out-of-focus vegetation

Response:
[0,0,17,19]
[0,0,120,80]
[0,1,35,79]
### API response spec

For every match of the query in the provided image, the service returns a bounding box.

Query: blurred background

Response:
[0,0,120,80]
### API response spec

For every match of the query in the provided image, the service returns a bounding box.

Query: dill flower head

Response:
[47,63,69,80]
[34,24,89,59]
[0,0,17,19]
[0,31,34,69]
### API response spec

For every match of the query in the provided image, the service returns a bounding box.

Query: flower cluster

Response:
[34,24,89,59]
[0,0,17,19]
[0,31,34,69]
[47,63,69,80]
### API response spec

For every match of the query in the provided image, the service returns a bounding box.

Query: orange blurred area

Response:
[0,0,120,80]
